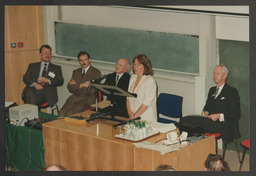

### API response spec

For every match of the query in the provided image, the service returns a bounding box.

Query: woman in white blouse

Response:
[126,54,157,122]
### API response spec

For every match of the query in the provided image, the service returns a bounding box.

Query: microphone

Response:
[100,75,107,81]
[92,74,107,83]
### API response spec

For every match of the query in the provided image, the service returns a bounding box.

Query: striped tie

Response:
[212,87,219,99]
[42,64,47,77]
[115,74,119,86]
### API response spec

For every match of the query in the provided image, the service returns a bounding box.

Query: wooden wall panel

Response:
[5,6,44,52]
[5,5,45,104]
[5,51,40,104]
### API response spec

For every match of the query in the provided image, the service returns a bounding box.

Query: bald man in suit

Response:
[22,45,64,106]
[104,58,131,117]
[59,51,101,117]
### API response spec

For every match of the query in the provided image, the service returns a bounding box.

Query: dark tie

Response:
[42,64,47,77]
[81,69,85,79]
[212,87,219,99]
[115,74,119,86]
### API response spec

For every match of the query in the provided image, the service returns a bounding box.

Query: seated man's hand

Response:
[201,111,209,116]
[79,82,90,89]
[37,77,50,84]
[33,82,44,90]
[69,79,77,85]
[208,113,220,121]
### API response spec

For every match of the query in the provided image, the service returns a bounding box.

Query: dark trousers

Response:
[179,116,221,133]
[22,87,47,106]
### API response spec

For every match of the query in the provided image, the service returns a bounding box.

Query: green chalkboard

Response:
[219,39,249,147]
[55,22,199,73]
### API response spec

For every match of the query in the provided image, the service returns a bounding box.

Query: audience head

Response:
[213,64,229,86]
[204,154,230,171]
[39,44,52,63]
[155,164,176,171]
[42,164,67,171]
[115,58,131,74]
[77,51,91,69]
[132,54,154,76]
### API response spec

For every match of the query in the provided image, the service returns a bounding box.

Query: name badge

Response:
[48,71,55,78]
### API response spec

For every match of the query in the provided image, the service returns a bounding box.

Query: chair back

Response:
[157,93,183,123]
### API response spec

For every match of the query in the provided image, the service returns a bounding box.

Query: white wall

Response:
[44,6,249,116]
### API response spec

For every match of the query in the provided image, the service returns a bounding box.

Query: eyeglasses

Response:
[79,59,89,62]
[41,52,52,55]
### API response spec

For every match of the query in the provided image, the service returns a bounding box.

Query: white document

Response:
[133,141,179,155]
[150,122,176,133]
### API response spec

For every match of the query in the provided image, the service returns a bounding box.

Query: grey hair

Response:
[116,58,131,73]
[218,64,229,76]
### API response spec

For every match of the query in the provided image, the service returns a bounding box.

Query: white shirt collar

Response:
[116,73,124,78]
[41,61,49,66]
[82,65,90,74]
[216,83,225,96]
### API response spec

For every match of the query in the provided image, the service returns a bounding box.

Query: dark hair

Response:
[41,164,67,171]
[205,154,230,171]
[133,54,154,76]
[77,51,91,59]
[39,45,52,53]
[155,164,176,171]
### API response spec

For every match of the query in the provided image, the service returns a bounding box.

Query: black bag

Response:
[177,122,205,137]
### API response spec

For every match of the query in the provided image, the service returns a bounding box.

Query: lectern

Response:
[87,83,140,126]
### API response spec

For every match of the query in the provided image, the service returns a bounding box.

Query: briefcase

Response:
[177,123,205,137]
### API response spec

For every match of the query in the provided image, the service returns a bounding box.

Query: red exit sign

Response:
[18,42,24,48]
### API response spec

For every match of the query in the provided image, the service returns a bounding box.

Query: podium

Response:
[87,83,140,126]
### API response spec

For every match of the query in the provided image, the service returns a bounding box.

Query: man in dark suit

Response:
[22,45,64,107]
[179,64,241,142]
[104,58,131,117]
[58,51,101,117]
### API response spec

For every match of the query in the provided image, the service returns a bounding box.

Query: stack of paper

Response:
[150,122,176,133]
[133,141,179,155]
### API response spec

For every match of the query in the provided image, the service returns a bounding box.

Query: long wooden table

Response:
[42,111,215,171]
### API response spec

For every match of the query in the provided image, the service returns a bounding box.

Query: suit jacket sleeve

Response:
[223,87,241,122]
[47,64,64,87]
[67,70,81,94]
[23,63,39,86]
[203,87,215,112]
[67,67,101,95]
[142,76,157,107]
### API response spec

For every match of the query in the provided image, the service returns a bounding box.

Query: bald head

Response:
[115,58,131,74]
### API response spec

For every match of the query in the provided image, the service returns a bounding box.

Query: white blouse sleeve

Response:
[142,77,156,107]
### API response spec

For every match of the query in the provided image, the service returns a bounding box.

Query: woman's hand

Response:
[128,111,135,119]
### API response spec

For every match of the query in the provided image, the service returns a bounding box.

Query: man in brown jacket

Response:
[58,51,101,117]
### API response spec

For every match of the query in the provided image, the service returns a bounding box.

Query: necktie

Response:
[115,74,119,86]
[42,64,47,77]
[212,87,219,99]
[81,69,85,79]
